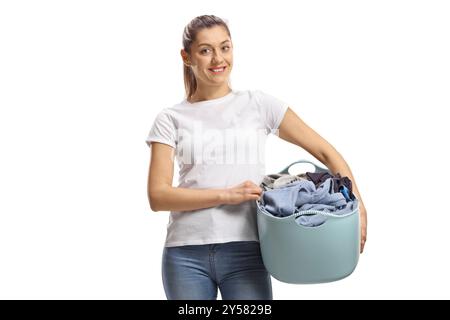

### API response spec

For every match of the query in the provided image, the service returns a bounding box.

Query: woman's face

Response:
[183,25,233,86]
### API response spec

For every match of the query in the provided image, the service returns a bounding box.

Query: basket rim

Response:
[256,198,359,222]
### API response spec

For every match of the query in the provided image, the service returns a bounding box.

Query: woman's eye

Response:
[201,46,230,54]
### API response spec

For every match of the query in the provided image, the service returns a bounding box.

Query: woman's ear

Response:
[180,49,191,66]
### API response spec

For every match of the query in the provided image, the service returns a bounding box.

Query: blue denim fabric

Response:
[261,179,347,215]
[295,201,357,227]
[260,178,355,227]
[162,241,272,300]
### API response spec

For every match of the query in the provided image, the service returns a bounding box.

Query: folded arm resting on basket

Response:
[277,107,368,253]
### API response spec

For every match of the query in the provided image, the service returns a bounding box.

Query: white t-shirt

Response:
[146,89,289,247]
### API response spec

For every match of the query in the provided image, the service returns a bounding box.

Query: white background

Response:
[1,0,449,299]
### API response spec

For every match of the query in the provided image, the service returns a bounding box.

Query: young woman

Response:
[146,15,367,300]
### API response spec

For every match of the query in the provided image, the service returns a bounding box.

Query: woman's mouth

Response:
[208,66,227,74]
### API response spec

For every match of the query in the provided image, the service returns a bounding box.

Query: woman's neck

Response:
[188,86,232,103]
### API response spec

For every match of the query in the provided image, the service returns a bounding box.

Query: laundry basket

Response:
[256,160,360,284]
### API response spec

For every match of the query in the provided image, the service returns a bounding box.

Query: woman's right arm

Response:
[147,142,262,212]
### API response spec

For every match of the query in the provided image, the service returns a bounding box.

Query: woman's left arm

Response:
[277,107,367,253]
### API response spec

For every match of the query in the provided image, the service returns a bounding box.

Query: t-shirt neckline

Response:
[182,90,235,106]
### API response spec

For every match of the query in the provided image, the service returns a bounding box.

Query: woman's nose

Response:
[212,53,224,64]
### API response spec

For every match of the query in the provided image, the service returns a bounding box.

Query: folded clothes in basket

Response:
[259,172,357,227]
[305,172,355,201]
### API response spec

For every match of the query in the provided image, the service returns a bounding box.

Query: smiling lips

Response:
[208,66,227,74]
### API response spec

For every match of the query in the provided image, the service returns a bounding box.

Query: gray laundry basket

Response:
[256,160,360,284]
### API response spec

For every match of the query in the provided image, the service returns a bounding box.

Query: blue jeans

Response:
[162,241,273,300]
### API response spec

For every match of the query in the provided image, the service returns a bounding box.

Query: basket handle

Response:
[278,159,329,175]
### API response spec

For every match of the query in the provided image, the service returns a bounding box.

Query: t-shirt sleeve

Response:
[145,109,177,148]
[253,90,290,134]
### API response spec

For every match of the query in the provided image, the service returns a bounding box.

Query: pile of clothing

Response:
[258,172,358,227]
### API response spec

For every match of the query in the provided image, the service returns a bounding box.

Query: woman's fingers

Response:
[244,187,262,195]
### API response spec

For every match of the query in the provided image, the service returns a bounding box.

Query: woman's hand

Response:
[359,203,367,253]
[223,180,263,205]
